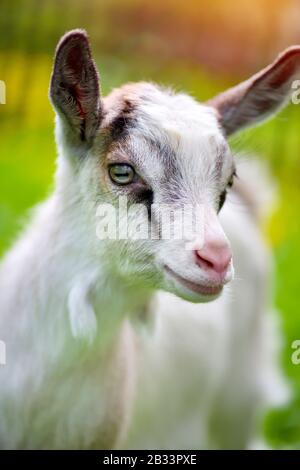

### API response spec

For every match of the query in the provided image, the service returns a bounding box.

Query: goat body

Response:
[0,30,298,449]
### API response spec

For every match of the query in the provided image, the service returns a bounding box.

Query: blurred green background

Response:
[0,0,299,448]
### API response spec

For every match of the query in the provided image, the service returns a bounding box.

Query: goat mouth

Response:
[163,265,223,297]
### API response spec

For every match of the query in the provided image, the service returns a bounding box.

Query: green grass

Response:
[0,52,300,448]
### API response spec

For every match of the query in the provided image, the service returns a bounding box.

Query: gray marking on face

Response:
[208,135,228,180]
[102,82,235,214]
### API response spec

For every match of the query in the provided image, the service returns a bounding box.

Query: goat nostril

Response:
[195,249,231,275]
[195,252,214,270]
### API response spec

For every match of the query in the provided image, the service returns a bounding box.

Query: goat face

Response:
[50,30,300,302]
[94,83,235,302]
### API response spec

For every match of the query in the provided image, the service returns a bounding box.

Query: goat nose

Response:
[195,242,232,276]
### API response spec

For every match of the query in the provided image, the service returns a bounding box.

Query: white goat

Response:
[0,30,299,449]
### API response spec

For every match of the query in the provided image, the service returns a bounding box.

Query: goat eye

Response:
[218,190,227,212]
[218,171,236,212]
[109,164,135,185]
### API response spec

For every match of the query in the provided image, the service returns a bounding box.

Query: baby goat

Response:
[0,30,299,449]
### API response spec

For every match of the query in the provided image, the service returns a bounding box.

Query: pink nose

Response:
[195,241,232,277]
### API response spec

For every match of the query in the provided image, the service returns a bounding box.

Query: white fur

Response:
[126,186,288,449]
[0,80,288,449]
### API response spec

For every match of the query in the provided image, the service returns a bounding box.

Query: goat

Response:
[0,30,299,449]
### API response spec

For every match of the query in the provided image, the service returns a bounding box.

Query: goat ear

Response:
[207,46,300,136]
[50,29,101,144]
